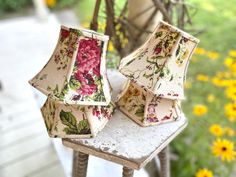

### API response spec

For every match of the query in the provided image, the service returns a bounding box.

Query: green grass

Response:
[188,0,236,53]
[171,1,236,177]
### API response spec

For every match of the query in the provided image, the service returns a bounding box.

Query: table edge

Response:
[62,117,188,170]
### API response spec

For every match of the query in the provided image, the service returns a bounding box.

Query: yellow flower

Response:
[209,124,224,137]
[45,0,56,7]
[225,102,236,122]
[195,168,213,177]
[81,22,90,28]
[216,71,231,79]
[207,51,219,60]
[229,50,236,57]
[195,48,206,55]
[184,81,192,89]
[225,86,236,100]
[207,94,215,102]
[229,63,236,73]
[224,58,236,73]
[224,57,234,67]
[193,104,208,116]
[227,79,236,87]
[196,74,209,82]
[108,42,115,52]
[98,22,106,31]
[224,127,235,137]
[211,77,229,87]
[212,139,236,161]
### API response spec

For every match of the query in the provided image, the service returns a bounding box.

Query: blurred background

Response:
[0,0,236,177]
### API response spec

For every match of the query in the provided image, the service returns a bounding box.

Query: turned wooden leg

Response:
[122,166,134,177]
[72,151,89,177]
[158,146,170,177]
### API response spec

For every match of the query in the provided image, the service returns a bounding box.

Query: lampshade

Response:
[117,80,181,126]
[41,97,116,138]
[29,26,111,105]
[119,21,199,100]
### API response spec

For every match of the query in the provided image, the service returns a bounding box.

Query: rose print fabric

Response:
[62,38,107,104]
[29,26,111,105]
[119,21,199,100]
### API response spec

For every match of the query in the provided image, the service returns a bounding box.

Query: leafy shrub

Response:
[0,0,32,15]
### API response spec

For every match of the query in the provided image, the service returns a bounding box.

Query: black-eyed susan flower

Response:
[196,74,209,82]
[209,124,224,137]
[229,50,236,58]
[194,47,206,55]
[45,0,56,7]
[212,139,236,162]
[224,102,236,122]
[224,57,234,67]
[215,71,231,79]
[193,104,208,116]
[225,86,236,100]
[207,51,219,60]
[195,168,213,177]
[211,77,229,87]
[207,94,215,103]
[224,127,235,137]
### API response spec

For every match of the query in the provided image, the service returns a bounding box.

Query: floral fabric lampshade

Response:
[117,21,199,126]
[41,97,115,138]
[117,80,181,126]
[119,21,199,100]
[29,26,116,138]
[29,26,111,105]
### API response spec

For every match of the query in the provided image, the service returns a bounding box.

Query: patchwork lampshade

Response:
[117,80,181,126]
[119,21,199,100]
[117,21,199,126]
[29,26,111,105]
[29,26,116,138]
[41,97,115,138]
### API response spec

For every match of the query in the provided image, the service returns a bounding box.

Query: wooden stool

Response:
[62,70,188,177]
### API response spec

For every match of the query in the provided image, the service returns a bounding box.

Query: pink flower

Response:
[61,29,70,39]
[72,38,102,96]
[78,84,97,95]
[154,46,162,55]
[74,72,97,95]
[77,39,101,73]
[92,107,100,117]
[93,67,101,77]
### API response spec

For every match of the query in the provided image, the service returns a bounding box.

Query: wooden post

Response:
[122,166,134,177]
[158,146,170,177]
[72,151,89,177]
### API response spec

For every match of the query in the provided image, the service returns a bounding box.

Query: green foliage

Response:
[0,0,32,15]
[69,77,81,90]
[0,0,78,16]
[60,110,91,135]
[56,0,78,8]
[135,105,145,118]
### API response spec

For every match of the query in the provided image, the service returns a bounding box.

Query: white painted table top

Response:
[63,70,187,170]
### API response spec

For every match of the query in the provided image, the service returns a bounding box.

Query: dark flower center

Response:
[222,147,227,151]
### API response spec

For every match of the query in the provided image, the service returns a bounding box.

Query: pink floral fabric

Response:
[74,38,101,96]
